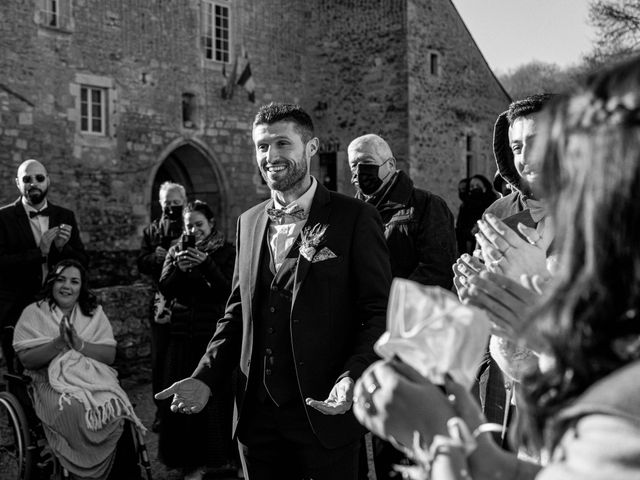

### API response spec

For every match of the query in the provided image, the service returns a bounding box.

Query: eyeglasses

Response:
[21,174,47,184]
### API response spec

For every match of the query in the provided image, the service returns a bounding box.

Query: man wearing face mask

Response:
[137,181,187,432]
[348,134,456,289]
[0,159,87,372]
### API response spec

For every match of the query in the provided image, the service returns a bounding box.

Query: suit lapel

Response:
[249,202,270,304]
[292,184,331,302]
[13,199,37,249]
[47,203,60,228]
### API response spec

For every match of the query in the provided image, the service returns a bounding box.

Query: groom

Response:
[157,103,391,479]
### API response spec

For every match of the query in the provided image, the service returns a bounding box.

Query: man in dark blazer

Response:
[157,103,391,480]
[0,159,87,371]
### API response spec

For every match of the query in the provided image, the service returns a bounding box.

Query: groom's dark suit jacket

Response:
[0,198,87,328]
[193,183,392,449]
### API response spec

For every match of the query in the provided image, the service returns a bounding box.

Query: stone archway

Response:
[151,140,229,237]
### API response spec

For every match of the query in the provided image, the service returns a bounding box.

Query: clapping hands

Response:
[57,316,84,351]
[53,224,72,250]
[460,271,546,345]
[475,213,552,281]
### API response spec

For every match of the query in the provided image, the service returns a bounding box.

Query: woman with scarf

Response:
[12,259,144,479]
[157,200,236,480]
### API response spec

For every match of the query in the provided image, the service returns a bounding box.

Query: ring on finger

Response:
[363,400,375,414]
[366,381,380,395]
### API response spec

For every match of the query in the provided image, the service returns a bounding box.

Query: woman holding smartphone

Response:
[158,200,236,480]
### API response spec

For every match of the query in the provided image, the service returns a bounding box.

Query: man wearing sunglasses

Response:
[0,159,87,372]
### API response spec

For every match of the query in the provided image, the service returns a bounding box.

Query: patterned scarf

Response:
[196,229,226,254]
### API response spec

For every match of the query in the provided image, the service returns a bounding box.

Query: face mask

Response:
[468,188,484,199]
[163,205,183,221]
[353,163,384,195]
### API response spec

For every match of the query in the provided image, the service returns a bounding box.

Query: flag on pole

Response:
[221,55,238,100]
[236,48,256,103]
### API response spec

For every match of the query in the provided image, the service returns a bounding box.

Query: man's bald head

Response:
[17,159,47,178]
[16,159,50,208]
[348,134,394,165]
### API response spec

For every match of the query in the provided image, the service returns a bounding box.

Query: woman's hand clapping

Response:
[461,270,546,348]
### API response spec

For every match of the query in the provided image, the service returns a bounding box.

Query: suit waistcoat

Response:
[253,234,300,406]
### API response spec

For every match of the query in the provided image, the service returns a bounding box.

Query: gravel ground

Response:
[120,365,243,480]
[0,362,242,480]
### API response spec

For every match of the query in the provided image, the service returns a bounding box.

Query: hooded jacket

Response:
[486,111,544,230]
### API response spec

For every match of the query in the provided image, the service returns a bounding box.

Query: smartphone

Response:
[181,233,196,251]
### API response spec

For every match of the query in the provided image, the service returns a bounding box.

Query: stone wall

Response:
[407,0,511,211]
[306,0,408,193]
[96,282,153,375]
[1,0,510,365]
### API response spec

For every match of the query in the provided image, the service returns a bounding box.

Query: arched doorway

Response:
[151,142,227,236]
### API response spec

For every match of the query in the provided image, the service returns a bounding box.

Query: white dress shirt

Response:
[268,177,317,272]
[21,197,50,282]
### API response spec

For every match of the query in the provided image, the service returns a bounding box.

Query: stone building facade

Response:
[0,0,509,369]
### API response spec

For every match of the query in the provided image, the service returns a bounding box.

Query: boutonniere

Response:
[299,223,328,262]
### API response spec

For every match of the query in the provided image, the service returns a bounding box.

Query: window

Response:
[202,1,231,63]
[429,52,441,76]
[182,93,197,128]
[465,133,475,177]
[37,0,73,31]
[80,86,106,135]
[430,53,439,75]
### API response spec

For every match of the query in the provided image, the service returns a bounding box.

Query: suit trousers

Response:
[150,321,171,409]
[237,396,360,480]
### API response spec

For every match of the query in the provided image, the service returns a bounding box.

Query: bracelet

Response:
[400,419,504,480]
[79,340,86,352]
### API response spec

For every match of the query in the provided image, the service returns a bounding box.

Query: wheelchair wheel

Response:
[0,391,34,480]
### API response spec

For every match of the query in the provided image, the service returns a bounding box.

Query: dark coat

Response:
[137,217,182,284]
[157,239,236,469]
[192,183,392,449]
[159,240,236,326]
[0,198,87,327]
[370,170,456,289]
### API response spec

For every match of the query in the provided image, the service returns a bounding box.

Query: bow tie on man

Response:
[266,204,307,224]
[29,208,50,218]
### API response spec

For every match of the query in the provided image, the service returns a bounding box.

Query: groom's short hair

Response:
[253,102,315,143]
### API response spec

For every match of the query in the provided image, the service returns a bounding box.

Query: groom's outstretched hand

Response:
[155,378,211,414]
[306,377,354,415]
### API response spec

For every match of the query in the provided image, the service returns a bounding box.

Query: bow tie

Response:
[266,206,307,224]
[29,208,50,218]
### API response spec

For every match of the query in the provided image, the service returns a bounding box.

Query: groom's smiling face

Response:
[253,120,315,193]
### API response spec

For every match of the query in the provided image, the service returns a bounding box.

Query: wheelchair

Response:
[0,328,153,480]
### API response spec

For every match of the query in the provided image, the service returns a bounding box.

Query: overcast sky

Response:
[450,0,596,74]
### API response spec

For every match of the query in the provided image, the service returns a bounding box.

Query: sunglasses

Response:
[21,174,47,184]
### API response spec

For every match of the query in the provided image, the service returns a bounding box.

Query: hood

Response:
[493,111,527,194]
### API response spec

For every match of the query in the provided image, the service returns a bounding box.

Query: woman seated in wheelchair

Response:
[11,259,145,479]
